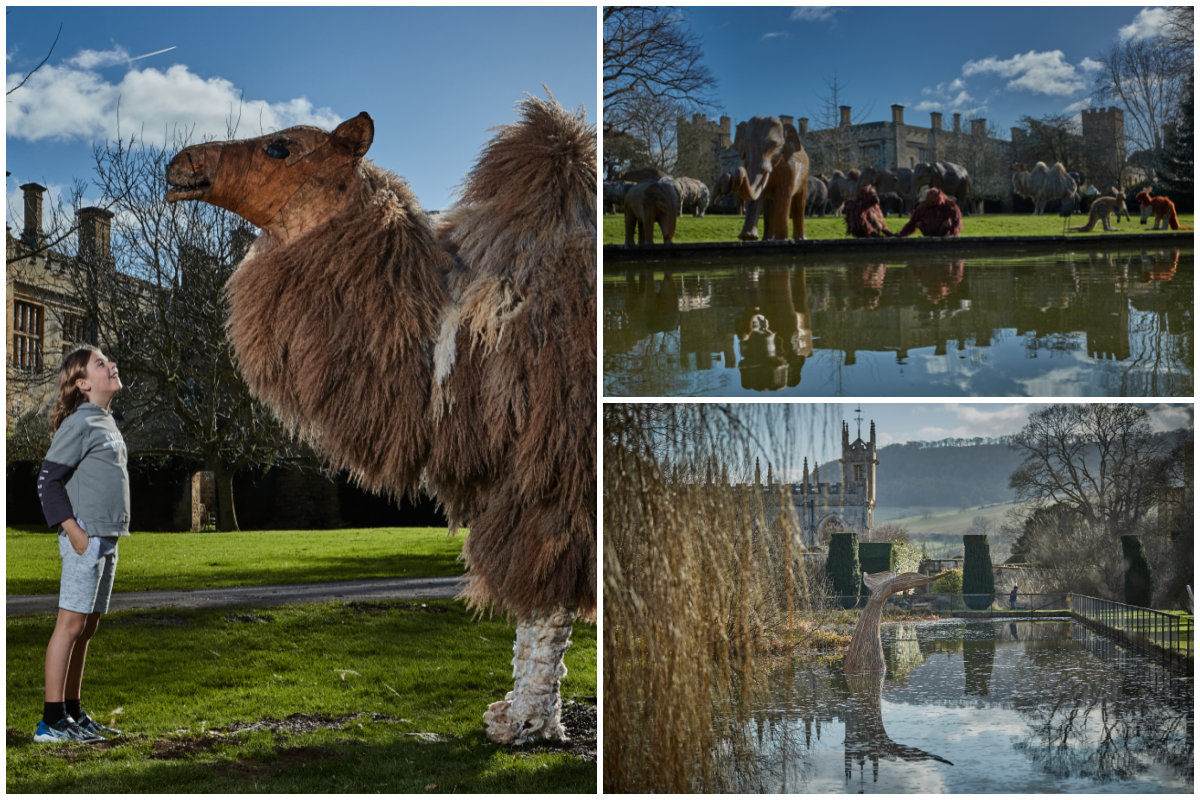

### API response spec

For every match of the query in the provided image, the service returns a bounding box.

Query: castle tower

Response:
[838,415,878,534]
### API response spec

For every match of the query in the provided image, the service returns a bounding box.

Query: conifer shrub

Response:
[826,532,861,608]
[929,569,962,595]
[962,534,996,609]
[858,542,895,598]
[1121,535,1153,607]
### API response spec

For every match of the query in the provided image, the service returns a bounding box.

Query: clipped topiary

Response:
[858,542,895,598]
[962,534,996,610]
[1121,535,1153,607]
[827,532,861,608]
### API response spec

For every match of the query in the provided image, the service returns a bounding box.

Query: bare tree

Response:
[1159,5,1194,80]
[603,7,717,131]
[61,129,305,531]
[940,116,1013,211]
[617,89,686,173]
[1013,114,1083,172]
[802,71,875,175]
[1091,36,1186,179]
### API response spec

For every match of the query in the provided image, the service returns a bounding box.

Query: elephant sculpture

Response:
[711,172,745,214]
[879,192,905,217]
[856,165,915,213]
[805,175,828,217]
[623,179,678,245]
[603,180,634,215]
[620,167,669,183]
[669,176,711,217]
[825,169,860,216]
[732,116,810,241]
[911,162,973,214]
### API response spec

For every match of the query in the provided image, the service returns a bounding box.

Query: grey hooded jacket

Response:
[38,403,131,537]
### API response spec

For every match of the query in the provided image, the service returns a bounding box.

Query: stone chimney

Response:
[930,112,943,131]
[840,106,851,127]
[797,117,809,137]
[20,183,46,249]
[77,207,115,263]
[891,104,904,125]
[1011,126,1022,143]
[953,113,961,133]
[971,118,987,136]
[779,114,794,129]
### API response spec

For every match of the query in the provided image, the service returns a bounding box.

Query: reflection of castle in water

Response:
[603,250,1191,395]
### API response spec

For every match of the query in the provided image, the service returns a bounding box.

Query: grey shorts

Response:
[58,533,119,614]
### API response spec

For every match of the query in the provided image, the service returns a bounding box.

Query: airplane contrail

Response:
[125,46,177,63]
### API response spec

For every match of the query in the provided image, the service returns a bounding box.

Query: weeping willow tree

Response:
[603,403,840,792]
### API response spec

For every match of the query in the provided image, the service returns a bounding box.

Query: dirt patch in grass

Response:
[213,744,337,781]
[147,734,223,760]
[210,711,407,736]
[343,601,449,614]
[223,613,274,624]
[509,702,596,763]
[108,613,191,627]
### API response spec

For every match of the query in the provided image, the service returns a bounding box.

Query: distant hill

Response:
[819,439,1022,509]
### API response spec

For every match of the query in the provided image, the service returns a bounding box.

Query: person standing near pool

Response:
[34,346,129,743]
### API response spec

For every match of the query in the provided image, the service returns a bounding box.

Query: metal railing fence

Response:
[1071,594,1194,664]
[826,592,1071,612]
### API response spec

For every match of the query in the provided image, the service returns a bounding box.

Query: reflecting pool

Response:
[717,620,1193,793]
[603,246,1192,397]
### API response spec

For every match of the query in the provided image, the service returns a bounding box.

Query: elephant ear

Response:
[783,122,803,153]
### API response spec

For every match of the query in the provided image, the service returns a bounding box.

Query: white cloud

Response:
[1146,404,1193,432]
[914,403,1047,440]
[915,80,977,114]
[7,52,343,146]
[1064,97,1093,114]
[789,7,837,23]
[962,50,1090,96]
[1079,57,1103,72]
[761,31,788,41]
[1119,7,1169,41]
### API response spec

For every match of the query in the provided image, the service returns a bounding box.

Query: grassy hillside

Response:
[875,502,1026,558]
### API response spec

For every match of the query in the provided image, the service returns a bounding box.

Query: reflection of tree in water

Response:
[961,622,996,696]
[1011,622,1193,785]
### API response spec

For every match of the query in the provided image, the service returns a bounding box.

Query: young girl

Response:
[35,345,129,743]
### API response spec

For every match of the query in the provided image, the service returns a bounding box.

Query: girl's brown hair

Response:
[49,345,100,434]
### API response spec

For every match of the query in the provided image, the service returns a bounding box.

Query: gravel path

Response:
[6,575,468,616]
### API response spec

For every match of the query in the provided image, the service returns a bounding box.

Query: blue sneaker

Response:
[76,714,122,738]
[34,718,104,744]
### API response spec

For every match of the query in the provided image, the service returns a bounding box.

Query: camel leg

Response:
[484,606,575,744]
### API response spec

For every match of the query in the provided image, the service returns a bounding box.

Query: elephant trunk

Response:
[736,165,771,202]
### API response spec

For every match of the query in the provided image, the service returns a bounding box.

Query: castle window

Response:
[854,465,864,481]
[13,300,44,372]
[918,148,932,163]
[61,313,97,356]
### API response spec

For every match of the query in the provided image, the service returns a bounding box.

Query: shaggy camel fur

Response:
[165,94,596,746]
[1136,189,1192,230]
[1011,162,1077,216]
[844,571,948,674]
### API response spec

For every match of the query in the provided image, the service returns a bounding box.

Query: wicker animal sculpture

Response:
[732,116,810,241]
[711,172,745,214]
[1135,189,1192,230]
[603,179,634,214]
[842,185,894,238]
[826,169,861,216]
[895,188,963,238]
[911,162,972,214]
[1067,194,1129,232]
[856,165,915,213]
[669,176,711,217]
[165,95,596,746]
[805,174,828,217]
[844,570,948,673]
[1108,187,1131,222]
[1011,162,1077,216]
[624,179,678,244]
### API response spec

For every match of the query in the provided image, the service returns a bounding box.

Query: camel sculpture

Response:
[844,570,948,674]
[164,94,596,745]
[1011,162,1077,216]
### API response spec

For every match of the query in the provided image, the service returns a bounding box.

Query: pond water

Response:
[603,246,1192,397]
[717,620,1193,793]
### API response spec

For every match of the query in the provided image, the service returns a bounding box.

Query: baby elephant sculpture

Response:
[624,179,678,245]
[844,570,948,674]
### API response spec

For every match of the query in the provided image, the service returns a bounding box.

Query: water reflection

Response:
[604,247,1193,397]
[717,620,1193,793]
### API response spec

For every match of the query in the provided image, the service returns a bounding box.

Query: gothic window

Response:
[854,465,864,482]
[12,300,44,372]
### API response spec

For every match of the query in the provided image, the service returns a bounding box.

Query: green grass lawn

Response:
[6,600,596,792]
[602,212,1195,245]
[6,527,466,596]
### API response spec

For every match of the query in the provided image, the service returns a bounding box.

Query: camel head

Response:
[165,113,375,243]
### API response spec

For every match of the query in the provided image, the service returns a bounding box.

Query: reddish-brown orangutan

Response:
[1135,189,1192,230]
[842,185,893,238]
[895,188,963,238]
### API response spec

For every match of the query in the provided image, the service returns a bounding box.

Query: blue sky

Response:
[681,6,1169,135]
[7,6,596,217]
[776,403,1193,468]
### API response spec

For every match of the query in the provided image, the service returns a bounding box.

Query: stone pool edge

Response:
[603,230,1193,263]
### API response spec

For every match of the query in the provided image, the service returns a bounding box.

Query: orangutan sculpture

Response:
[844,570,948,673]
[165,94,595,745]
[732,116,810,241]
[842,185,894,238]
[895,188,963,238]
